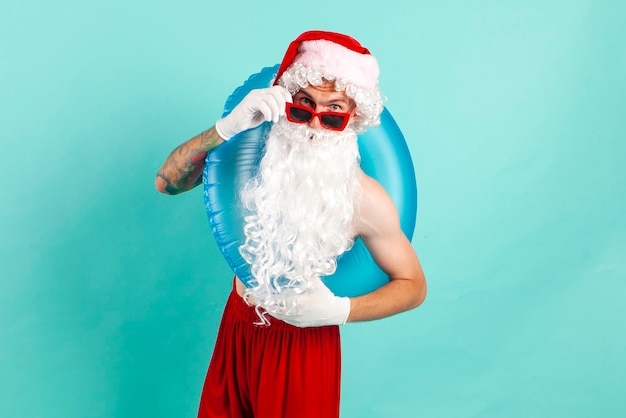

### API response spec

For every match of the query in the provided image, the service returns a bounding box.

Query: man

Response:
[156,30,426,418]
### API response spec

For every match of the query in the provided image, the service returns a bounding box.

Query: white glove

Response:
[215,85,292,140]
[268,278,351,328]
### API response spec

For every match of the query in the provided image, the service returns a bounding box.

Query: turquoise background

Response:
[1,0,624,417]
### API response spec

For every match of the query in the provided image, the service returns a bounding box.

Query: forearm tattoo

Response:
[157,128,222,194]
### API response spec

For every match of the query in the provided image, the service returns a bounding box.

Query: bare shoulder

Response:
[356,171,401,238]
[359,172,396,213]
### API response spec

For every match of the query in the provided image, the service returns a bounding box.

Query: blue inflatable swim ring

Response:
[203,65,417,297]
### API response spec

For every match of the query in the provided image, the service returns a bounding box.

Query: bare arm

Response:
[347,174,427,322]
[156,86,292,195]
[155,126,224,195]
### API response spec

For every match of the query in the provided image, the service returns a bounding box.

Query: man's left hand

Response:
[268,278,350,328]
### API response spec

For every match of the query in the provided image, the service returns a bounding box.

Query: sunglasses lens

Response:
[288,106,313,122]
[320,114,347,129]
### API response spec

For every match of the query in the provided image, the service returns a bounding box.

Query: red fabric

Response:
[273,30,371,86]
[198,286,342,418]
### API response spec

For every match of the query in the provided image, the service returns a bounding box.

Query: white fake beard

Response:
[239,117,362,318]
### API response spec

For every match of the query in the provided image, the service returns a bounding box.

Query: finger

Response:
[255,101,274,123]
[262,94,283,123]
[267,86,293,113]
[272,85,293,104]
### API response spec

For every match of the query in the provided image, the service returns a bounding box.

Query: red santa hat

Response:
[274,30,380,90]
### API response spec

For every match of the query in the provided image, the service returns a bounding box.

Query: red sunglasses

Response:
[285,103,354,131]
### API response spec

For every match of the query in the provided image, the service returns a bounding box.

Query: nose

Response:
[309,114,322,129]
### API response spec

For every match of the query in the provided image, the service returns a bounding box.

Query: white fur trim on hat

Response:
[293,39,380,90]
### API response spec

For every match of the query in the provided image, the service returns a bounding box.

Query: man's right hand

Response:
[215,86,292,140]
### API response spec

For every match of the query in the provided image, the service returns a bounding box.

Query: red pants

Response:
[198,286,342,418]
